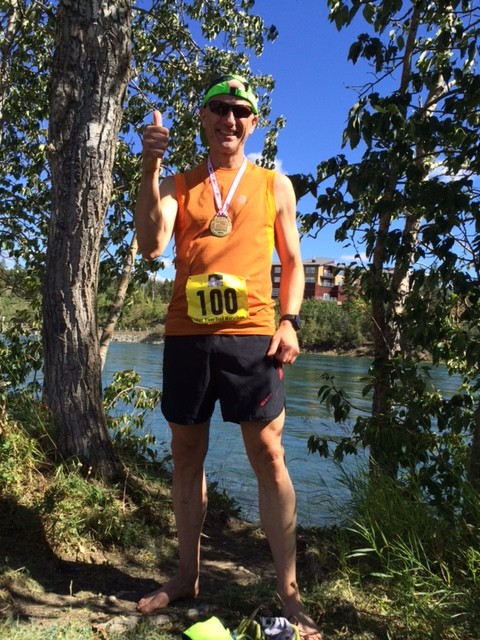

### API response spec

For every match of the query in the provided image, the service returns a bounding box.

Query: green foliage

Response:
[0,381,170,554]
[0,402,135,549]
[310,356,478,523]
[37,463,140,549]
[120,282,171,329]
[0,333,42,402]
[0,620,110,639]
[0,404,45,496]
[97,285,169,331]
[344,470,480,637]
[0,1,52,278]
[0,368,242,562]
[103,369,163,462]
[299,298,371,352]
[299,0,480,480]
[0,265,43,394]
[0,263,30,320]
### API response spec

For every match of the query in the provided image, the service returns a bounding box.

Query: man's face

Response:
[200,94,258,154]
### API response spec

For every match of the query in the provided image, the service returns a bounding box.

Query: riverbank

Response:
[112,329,375,358]
[112,329,165,344]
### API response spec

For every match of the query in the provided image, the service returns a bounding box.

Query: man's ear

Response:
[249,115,259,133]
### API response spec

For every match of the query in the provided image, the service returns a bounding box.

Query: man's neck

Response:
[207,150,246,170]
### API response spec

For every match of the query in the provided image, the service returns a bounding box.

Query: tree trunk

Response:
[0,0,21,139]
[44,0,131,478]
[99,234,138,368]
[368,6,440,478]
[369,207,397,477]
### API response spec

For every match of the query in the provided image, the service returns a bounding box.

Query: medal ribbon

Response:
[207,156,247,219]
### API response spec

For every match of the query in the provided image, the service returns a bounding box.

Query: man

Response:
[134,74,322,639]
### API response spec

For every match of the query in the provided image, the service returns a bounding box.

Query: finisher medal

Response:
[207,155,247,238]
[209,215,232,237]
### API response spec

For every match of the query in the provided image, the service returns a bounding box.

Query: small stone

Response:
[147,614,171,626]
[92,615,138,635]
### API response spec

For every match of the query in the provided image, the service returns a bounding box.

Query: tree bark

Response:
[99,234,138,369]
[0,0,21,140]
[44,0,131,478]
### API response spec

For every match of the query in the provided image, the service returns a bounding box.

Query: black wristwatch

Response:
[279,314,301,331]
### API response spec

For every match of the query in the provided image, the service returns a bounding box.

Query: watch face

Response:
[281,315,301,330]
[291,316,301,331]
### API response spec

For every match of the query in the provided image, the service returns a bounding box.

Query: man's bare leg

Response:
[137,422,210,613]
[241,411,322,639]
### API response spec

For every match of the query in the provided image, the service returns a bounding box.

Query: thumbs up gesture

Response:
[142,110,169,173]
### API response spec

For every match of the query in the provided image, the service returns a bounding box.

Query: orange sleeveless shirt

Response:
[165,159,277,336]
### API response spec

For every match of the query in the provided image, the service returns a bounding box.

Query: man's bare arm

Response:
[267,173,305,364]
[134,111,178,259]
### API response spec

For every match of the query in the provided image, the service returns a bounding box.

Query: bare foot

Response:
[136,575,199,614]
[277,585,322,640]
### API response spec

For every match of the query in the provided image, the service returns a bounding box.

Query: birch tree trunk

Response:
[99,234,138,369]
[0,0,20,142]
[44,0,131,477]
[368,6,449,477]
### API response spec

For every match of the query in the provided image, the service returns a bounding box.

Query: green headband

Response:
[202,74,259,114]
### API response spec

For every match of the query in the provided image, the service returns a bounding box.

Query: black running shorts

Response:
[161,335,285,424]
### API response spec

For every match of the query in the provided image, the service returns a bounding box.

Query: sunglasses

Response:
[208,100,253,119]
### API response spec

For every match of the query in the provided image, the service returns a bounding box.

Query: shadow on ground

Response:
[0,497,274,628]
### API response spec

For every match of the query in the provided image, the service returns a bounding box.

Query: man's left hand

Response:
[267,325,300,365]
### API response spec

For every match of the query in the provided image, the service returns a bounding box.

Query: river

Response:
[104,342,460,527]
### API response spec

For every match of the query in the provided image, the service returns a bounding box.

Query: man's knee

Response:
[250,443,287,482]
[170,423,209,469]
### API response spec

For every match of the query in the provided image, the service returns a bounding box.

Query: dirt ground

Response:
[0,499,336,637]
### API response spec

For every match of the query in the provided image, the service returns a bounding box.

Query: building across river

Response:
[271,257,347,303]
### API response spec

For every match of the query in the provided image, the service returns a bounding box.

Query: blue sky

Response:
[248,0,365,264]
[250,0,358,176]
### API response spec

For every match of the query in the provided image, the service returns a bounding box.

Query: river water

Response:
[103,342,459,527]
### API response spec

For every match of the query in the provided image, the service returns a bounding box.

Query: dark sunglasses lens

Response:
[233,105,253,118]
[209,101,252,118]
[209,102,229,116]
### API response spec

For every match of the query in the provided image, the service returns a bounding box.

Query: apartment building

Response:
[271,256,346,302]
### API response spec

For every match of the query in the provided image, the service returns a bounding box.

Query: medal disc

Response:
[210,215,232,237]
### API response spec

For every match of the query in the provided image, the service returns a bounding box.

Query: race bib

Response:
[186,273,249,324]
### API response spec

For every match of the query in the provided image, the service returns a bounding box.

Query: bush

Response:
[299,299,371,351]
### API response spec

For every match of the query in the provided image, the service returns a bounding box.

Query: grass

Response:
[1,390,480,639]
[0,618,180,639]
